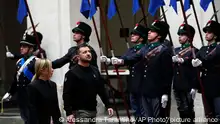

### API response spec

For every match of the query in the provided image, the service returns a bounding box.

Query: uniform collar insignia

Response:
[181,43,190,49]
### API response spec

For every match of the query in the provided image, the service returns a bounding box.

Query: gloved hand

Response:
[172,55,179,63]
[177,57,184,64]
[111,57,124,65]
[100,56,111,65]
[2,92,12,101]
[161,94,168,108]
[6,52,14,58]
[192,58,202,67]
[190,89,197,100]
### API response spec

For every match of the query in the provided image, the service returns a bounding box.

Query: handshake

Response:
[100,56,124,65]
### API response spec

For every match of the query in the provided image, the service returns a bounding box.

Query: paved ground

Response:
[0,92,206,124]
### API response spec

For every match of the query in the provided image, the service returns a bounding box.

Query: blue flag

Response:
[89,0,97,19]
[80,0,90,18]
[17,0,27,24]
[184,0,191,12]
[132,0,140,15]
[169,0,177,13]
[200,0,214,11]
[148,0,165,16]
[107,0,117,20]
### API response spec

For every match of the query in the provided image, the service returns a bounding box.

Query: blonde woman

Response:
[27,59,62,124]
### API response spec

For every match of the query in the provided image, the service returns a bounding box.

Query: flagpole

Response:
[191,0,205,46]
[23,0,44,58]
[140,0,148,27]
[212,0,218,23]
[114,0,130,49]
[97,0,132,123]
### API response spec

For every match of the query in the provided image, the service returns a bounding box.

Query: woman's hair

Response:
[31,58,52,82]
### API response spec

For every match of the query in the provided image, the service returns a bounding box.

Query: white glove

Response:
[6,52,14,58]
[190,89,197,100]
[161,94,168,108]
[100,56,111,65]
[111,57,123,65]
[177,58,184,64]
[2,92,12,101]
[192,58,202,67]
[172,55,179,63]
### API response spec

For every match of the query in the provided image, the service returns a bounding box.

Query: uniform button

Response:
[132,67,135,69]
[207,47,209,49]
[145,70,147,72]
[145,65,147,67]
[132,75,134,77]
[17,84,19,86]
[132,70,134,72]
[204,74,207,76]
[177,72,179,74]
[144,75,146,77]
[206,51,209,53]
[205,69,207,71]
[23,85,25,86]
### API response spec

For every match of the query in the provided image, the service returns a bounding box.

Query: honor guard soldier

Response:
[2,34,38,124]
[192,20,220,122]
[111,20,173,123]
[172,24,199,123]
[101,23,149,123]
[52,21,98,69]
[6,32,47,59]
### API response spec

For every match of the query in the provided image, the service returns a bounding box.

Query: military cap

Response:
[177,23,195,39]
[20,33,36,46]
[131,23,149,43]
[149,20,170,41]
[203,20,220,41]
[72,21,92,42]
[30,32,43,44]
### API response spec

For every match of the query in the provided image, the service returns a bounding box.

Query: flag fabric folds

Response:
[148,0,165,16]
[89,0,97,19]
[184,0,191,12]
[17,0,27,24]
[169,0,177,13]
[107,0,117,19]
[80,0,90,19]
[200,0,214,11]
[132,0,140,15]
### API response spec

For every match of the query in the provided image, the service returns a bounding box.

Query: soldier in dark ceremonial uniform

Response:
[6,32,47,59]
[192,20,220,122]
[172,24,199,123]
[2,34,38,124]
[111,20,173,123]
[52,21,97,69]
[100,23,149,123]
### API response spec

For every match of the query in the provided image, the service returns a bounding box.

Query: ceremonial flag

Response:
[107,0,117,20]
[132,0,140,15]
[169,0,177,13]
[17,0,27,24]
[200,0,214,11]
[89,0,97,19]
[148,0,165,16]
[184,0,191,12]
[80,0,90,18]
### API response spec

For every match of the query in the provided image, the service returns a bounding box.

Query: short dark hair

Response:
[76,43,90,54]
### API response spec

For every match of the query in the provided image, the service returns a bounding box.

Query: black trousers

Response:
[142,95,162,124]
[205,96,220,124]
[173,90,195,124]
[17,88,29,124]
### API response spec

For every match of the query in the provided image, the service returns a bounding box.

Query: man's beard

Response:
[81,58,91,63]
